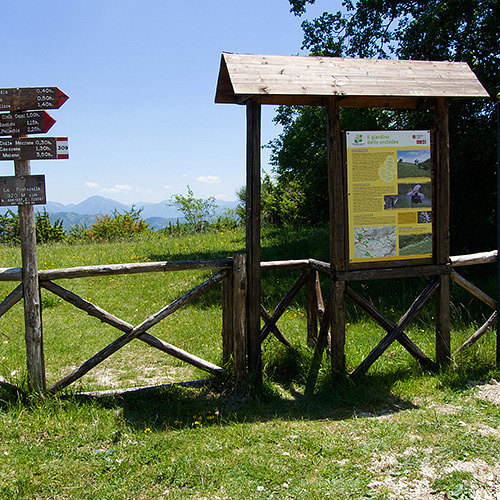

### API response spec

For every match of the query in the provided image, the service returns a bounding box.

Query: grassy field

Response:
[0,226,499,499]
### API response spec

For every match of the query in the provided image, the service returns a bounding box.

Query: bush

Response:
[69,206,150,242]
[35,210,66,243]
[0,209,66,244]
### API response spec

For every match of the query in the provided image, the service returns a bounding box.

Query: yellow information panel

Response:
[346,131,432,263]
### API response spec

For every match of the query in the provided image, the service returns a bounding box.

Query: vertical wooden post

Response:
[222,269,233,366]
[306,269,319,346]
[232,253,247,377]
[326,97,347,373]
[435,99,451,365]
[496,92,500,366]
[246,99,262,382]
[14,159,46,392]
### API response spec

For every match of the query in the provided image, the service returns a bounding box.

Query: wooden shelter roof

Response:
[215,53,489,108]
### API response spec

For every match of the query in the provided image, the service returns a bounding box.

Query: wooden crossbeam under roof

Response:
[215,53,489,108]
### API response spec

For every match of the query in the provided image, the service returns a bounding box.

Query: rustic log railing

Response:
[0,258,239,393]
[0,250,497,393]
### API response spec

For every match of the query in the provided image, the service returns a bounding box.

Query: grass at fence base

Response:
[0,226,499,498]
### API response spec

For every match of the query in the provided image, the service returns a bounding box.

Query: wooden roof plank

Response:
[215,53,489,107]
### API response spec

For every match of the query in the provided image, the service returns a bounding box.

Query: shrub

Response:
[88,206,150,241]
[0,209,66,244]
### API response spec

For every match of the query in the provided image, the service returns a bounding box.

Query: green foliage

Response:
[0,209,66,244]
[169,186,217,233]
[0,210,20,244]
[279,0,499,253]
[69,206,150,242]
[35,210,66,244]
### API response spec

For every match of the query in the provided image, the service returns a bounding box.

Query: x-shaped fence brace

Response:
[0,271,226,393]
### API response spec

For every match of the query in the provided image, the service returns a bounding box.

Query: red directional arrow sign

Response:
[0,87,68,111]
[0,111,56,136]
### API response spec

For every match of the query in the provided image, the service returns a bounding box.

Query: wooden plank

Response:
[351,278,440,378]
[337,264,449,281]
[48,270,226,392]
[216,54,489,105]
[246,99,262,382]
[451,270,497,310]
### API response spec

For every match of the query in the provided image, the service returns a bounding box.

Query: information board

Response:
[0,175,46,206]
[346,130,432,263]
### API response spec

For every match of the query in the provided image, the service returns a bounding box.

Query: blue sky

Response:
[2,0,337,205]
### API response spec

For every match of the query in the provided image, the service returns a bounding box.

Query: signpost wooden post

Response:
[0,86,69,392]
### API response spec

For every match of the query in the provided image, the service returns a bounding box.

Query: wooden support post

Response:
[326,96,347,373]
[232,253,247,377]
[14,158,46,392]
[222,267,233,366]
[306,270,319,346]
[435,99,451,366]
[246,99,262,383]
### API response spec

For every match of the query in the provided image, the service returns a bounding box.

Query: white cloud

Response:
[85,182,99,189]
[100,184,132,194]
[197,175,221,184]
[164,184,173,189]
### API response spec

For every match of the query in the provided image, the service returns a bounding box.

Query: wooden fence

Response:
[0,250,497,393]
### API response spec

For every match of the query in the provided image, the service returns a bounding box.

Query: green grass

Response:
[0,226,499,499]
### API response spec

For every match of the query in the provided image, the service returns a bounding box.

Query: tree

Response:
[270,0,499,252]
[169,186,217,232]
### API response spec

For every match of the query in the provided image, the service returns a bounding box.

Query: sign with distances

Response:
[0,87,69,111]
[0,137,69,160]
[0,111,56,136]
[0,174,46,206]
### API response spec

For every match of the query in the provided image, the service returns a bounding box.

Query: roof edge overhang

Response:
[215,53,490,108]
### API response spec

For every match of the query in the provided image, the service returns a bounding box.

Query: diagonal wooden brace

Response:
[44,270,226,393]
[351,278,440,378]
[345,284,434,369]
[260,270,309,343]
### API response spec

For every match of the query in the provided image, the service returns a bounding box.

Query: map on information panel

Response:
[346,130,432,263]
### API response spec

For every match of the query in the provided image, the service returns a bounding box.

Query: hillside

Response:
[0,195,239,230]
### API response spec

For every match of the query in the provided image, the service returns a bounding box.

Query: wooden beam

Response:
[232,253,247,377]
[15,158,45,392]
[326,96,347,373]
[246,98,262,382]
[435,99,451,365]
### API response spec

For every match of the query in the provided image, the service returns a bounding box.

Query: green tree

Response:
[169,186,217,232]
[272,0,499,252]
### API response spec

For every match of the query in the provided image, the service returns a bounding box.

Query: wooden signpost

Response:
[0,86,69,392]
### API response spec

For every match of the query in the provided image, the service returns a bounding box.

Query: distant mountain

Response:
[0,195,240,230]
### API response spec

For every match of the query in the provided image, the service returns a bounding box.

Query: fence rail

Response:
[0,250,497,393]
